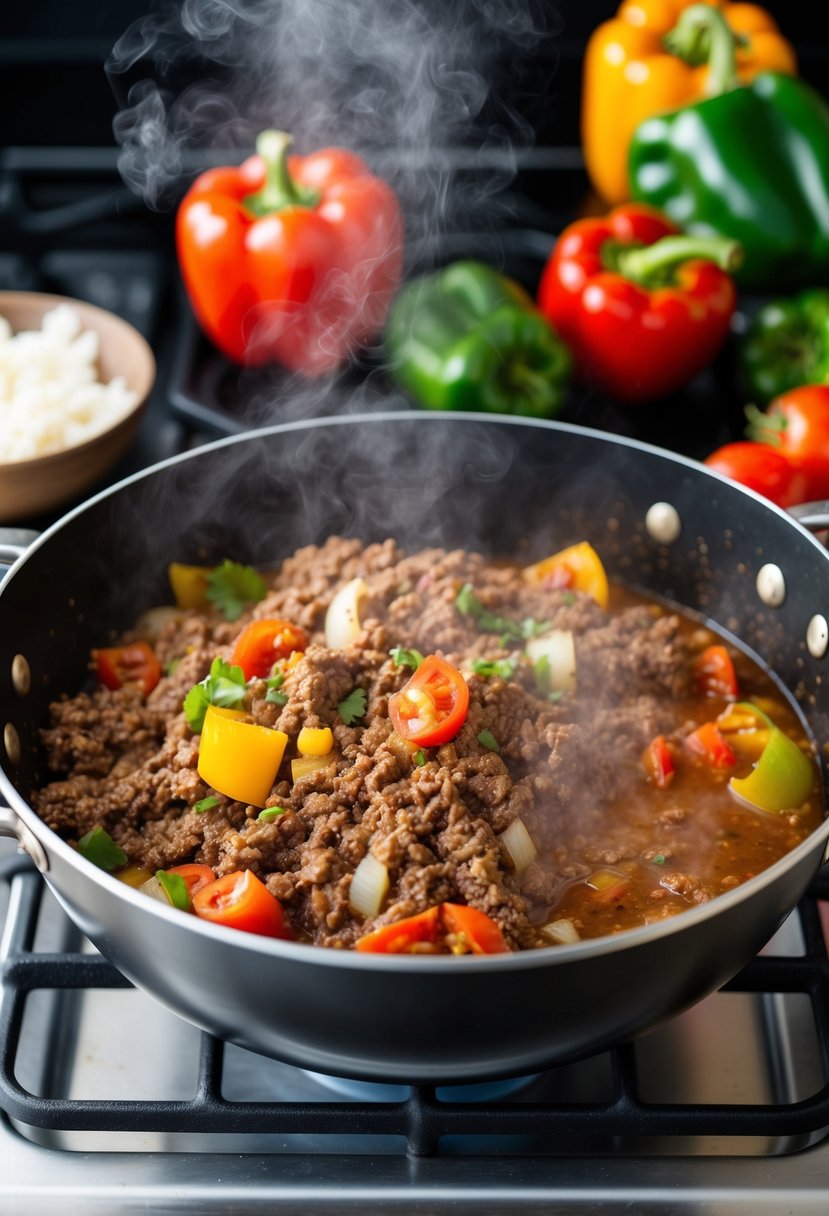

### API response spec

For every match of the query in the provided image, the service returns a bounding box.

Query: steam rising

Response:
[108,0,556,241]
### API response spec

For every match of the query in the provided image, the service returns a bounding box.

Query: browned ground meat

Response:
[32,537,821,951]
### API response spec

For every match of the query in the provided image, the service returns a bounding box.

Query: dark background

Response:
[0,0,820,152]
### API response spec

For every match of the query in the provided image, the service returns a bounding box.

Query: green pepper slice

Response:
[726,702,814,813]
[740,289,829,404]
[385,260,571,418]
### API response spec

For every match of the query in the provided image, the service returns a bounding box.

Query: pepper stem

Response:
[663,3,741,96]
[612,234,743,287]
[243,129,319,217]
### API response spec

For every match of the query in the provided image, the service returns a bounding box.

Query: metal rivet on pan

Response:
[756,563,786,607]
[807,615,829,659]
[645,502,681,544]
[3,723,20,765]
[11,654,30,697]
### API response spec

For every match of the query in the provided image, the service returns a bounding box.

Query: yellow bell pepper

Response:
[523,541,609,609]
[297,726,334,756]
[198,705,288,807]
[582,0,797,205]
[169,562,211,610]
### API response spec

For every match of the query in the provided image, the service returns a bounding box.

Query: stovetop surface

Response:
[3,844,829,1214]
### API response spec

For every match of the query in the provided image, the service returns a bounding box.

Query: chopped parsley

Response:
[413,749,427,766]
[390,646,425,671]
[456,583,548,646]
[652,853,667,866]
[193,795,220,813]
[206,560,266,622]
[265,672,288,707]
[472,657,517,681]
[258,806,288,822]
[477,729,500,752]
[77,826,127,872]
[337,687,367,725]
[183,656,247,732]
[534,654,551,696]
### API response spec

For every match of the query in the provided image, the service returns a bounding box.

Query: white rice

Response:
[0,305,138,463]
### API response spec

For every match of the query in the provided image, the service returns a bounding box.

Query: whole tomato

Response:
[704,442,807,508]
[749,385,829,501]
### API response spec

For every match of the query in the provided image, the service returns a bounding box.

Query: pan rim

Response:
[1,409,827,972]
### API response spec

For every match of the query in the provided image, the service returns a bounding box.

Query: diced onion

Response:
[291,754,331,781]
[138,875,173,906]
[500,816,538,874]
[325,577,369,648]
[348,853,389,918]
[135,605,182,641]
[539,918,580,945]
[525,629,576,693]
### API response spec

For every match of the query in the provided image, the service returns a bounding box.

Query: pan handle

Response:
[789,502,829,532]
[0,806,49,872]
[0,528,40,579]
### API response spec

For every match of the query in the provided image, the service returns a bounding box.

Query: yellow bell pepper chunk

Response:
[116,864,154,889]
[582,0,797,205]
[198,705,288,807]
[297,726,334,756]
[523,541,609,609]
[169,562,211,610]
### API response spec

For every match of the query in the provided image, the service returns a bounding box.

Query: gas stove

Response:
[4,5,829,1208]
[3,844,829,1214]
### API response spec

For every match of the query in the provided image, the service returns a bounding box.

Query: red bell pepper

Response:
[176,129,403,374]
[537,204,741,403]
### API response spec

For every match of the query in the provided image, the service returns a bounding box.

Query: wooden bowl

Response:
[0,291,156,522]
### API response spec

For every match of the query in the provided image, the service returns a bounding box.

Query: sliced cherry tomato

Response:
[684,722,736,769]
[703,441,806,508]
[388,655,469,747]
[441,902,508,954]
[166,863,216,901]
[641,735,675,789]
[355,902,507,954]
[355,905,442,953]
[192,870,292,938]
[93,641,162,695]
[751,385,829,501]
[693,644,739,699]
[230,618,310,681]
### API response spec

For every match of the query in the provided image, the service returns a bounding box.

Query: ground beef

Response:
[31,536,819,952]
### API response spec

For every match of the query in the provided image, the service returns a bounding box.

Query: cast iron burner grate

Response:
[3,850,829,1158]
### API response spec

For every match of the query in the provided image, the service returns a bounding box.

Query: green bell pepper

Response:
[385,260,571,417]
[740,289,829,404]
[628,5,829,290]
[724,702,814,814]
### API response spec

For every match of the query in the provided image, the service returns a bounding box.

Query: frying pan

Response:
[1,412,828,1085]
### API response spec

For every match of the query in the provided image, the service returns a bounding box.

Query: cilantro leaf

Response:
[183,656,247,732]
[456,583,547,644]
[337,687,367,725]
[472,658,517,680]
[77,826,127,872]
[206,560,266,622]
[390,646,425,671]
[477,729,500,752]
